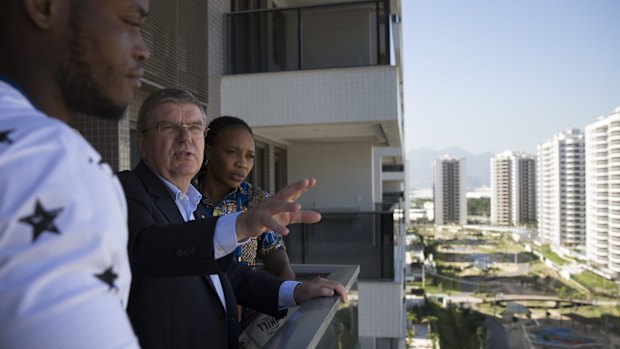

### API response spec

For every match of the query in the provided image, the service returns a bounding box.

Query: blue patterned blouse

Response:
[200,181,286,268]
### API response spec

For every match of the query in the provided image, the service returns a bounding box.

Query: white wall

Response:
[358,281,404,339]
[221,66,398,126]
[288,142,375,210]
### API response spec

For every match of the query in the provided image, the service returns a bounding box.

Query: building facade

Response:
[585,107,620,277]
[432,156,466,225]
[537,129,586,250]
[221,1,407,347]
[491,151,537,226]
[71,0,407,347]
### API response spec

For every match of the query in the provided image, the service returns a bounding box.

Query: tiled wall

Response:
[71,87,151,172]
[207,0,227,120]
[71,113,129,172]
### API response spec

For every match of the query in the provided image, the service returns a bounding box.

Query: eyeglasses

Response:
[146,121,207,137]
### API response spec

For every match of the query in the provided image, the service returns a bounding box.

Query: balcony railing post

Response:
[384,0,390,65]
[298,8,303,70]
[301,222,306,264]
[375,1,380,65]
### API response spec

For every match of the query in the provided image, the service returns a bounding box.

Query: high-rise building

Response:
[537,130,586,249]
[490,151,537,226]
[221,1,407,347]
[585,107,620,276]
[432,156,466,225]
[491,154,512,226]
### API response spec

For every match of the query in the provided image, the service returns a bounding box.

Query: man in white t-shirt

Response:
[0,1,151,347]
[0,1,333,348]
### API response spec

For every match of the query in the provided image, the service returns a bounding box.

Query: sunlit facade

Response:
[490,151,536,226]
[537,129,586,249]
[432,156,466,225]
[585,107,620,276]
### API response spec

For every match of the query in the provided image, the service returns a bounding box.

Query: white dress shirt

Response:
[156,175,301,310]
[157,175,232,310]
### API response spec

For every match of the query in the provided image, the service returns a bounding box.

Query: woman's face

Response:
[206,127,255,189]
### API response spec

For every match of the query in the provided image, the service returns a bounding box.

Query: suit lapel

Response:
[134,161,185,224]
[194,202,235,314]
[135,161,230,313]
[193,202,209,221]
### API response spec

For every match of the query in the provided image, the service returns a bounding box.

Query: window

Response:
[274,146,287,192]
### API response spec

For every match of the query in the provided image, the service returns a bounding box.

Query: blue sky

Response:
[402,0,620,155]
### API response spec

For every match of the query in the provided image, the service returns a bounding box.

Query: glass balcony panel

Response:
[301,2,386,70]
[285,210,396,280]
[226,1,389,74]
[227,9,299,74]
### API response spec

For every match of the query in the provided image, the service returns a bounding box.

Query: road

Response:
[484,317,510,349]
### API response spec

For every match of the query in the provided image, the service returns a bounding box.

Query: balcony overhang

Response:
[221,66,402,147]
[252,121,398,146]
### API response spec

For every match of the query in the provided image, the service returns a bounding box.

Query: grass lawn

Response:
[407,275,463,295]
[572,270,619,292]
[539,244,569,266]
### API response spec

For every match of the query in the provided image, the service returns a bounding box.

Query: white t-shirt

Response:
[0,81,139,348]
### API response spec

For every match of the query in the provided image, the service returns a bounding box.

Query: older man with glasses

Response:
[118,87,347,349]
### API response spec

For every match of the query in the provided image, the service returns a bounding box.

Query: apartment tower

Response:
[585,107,620,277]
[491,151,537,226]
[433,156,466,225]
[222,1,407,347]
[537,130,586,249]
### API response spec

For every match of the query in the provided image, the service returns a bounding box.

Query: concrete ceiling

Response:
[273,0,360,8]
[253,122,388,145]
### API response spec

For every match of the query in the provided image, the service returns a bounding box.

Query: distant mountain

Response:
[407,146,493,190]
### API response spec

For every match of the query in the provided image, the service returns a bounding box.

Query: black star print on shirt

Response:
[88,156,114,176]
[18,200,63,242]
[0,129,14,144]
[95,267,118,291]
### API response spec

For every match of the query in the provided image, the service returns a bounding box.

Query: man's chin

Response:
[81,101,128,121]
[95,108,128,121]
[66,95,128,121]
[174,165,201,179]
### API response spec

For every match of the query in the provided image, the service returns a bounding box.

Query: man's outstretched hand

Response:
[235,178,321,240]
[294,277,348,304]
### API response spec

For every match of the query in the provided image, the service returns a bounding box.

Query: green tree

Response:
[467,197,490,216]
[429,332,439,349]
[422,315,438,333]
[406,310,417,337]
[475,326,486,349]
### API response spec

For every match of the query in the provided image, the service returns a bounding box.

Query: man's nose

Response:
[134,31,151,62]
[178,126,192,141]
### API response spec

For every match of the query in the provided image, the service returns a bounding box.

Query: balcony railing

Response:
[240,264,360,349]
[225,0,390,74]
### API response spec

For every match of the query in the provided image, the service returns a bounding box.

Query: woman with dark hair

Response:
[196,116,295,280]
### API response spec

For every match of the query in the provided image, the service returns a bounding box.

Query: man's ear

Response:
[23,0,64,30]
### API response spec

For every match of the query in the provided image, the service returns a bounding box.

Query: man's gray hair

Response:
[136,87,207,133]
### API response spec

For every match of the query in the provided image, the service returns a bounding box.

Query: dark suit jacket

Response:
[118,161,285,349]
